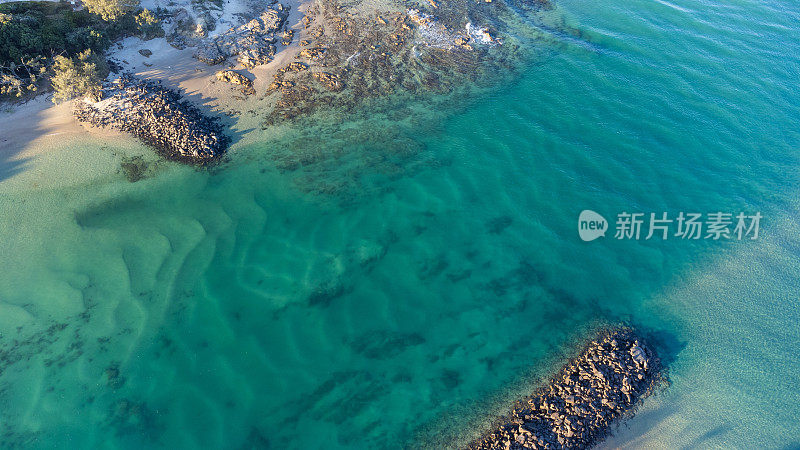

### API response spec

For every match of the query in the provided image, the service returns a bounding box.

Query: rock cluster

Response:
[298,47,326,61]
[73,75,229,165]
[312,72,343,91]
[215,70,255,95]
[194,6,290,67]
[408,9,500,50]
[284,62,309,73]
[467,328,665,450]
[260,0,516,126]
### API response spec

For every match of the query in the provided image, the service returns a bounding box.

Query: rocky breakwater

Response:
[194,5,290,68]
[73,75,229,164]
[467,328,666,449]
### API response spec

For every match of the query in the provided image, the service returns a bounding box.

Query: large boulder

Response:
[215,70,255,95]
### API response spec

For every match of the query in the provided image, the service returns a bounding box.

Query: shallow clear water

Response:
[0,0,799,447]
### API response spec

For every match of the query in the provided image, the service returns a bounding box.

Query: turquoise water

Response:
[1,0,799,448]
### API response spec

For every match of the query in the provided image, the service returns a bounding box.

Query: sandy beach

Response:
[0,0,311,172]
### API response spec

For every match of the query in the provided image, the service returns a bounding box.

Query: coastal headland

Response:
[1,0,553,166]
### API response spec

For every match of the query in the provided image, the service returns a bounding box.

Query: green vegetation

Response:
[51,49,103,103]
[135,8,163,39]
[0,52,45,98]
[83,0,139,22]
[0,2,129,61]
[0,1,161,102]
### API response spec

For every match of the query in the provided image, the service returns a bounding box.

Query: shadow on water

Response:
[639,326,687,370]
[0,147,30,183]
[602,398,731,449]
[0,101,35,183]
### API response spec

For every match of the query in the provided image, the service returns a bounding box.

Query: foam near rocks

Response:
[466,22,500,46]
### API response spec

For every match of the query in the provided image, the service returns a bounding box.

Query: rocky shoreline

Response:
[259,0,516,127]
[466,328,665,449]
[193,5,291,68]
[69,0,556,167]
[73,75,229,165]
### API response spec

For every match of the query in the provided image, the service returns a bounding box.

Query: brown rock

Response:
[312,71,343,91]
[283,62,309,72]
[215,70,255,95]
[298,47,326,60]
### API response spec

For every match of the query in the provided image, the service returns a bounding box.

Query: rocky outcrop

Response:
[194,5,290,68]
[260,0,516,127]
[73,75,228,165]
[164,8,203,50]
[283,62,308,73]
[280,29,294,46]
[312,71,343,91]
[215,70,255,95]
[194,45,227,65]
[298,47,326,61]
[467,328,665,450]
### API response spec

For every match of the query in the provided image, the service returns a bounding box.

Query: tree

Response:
[135,8,163,39]
[1,56,45,99]
[82,0,139,21]
[51,49,102,103]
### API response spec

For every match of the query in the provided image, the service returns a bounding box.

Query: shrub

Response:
[0,55,45,99]
[82,0,140,22]
[135,8,163,39]
[0,2,150,103]
[51,49,102,103]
